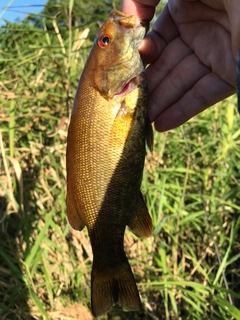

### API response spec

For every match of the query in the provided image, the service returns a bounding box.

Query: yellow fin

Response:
[91,259,141,317]
[124,86,140,111]
[128,193,153,238]
[110,101,134,151]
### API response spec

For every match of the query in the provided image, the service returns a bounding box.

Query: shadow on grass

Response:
[0,165,40,320]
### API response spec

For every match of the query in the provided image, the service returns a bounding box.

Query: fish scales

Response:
[66,9,153,317]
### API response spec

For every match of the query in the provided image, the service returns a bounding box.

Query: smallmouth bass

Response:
[66,9,153,317]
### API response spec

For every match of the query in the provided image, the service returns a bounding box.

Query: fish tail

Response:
[91,257,141,317]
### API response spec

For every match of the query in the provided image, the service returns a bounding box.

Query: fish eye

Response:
[98,35,110,48]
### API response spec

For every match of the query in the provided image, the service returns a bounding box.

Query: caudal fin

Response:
[91,259,141,317]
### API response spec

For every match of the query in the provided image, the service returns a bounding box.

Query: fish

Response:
[66,9,153,318]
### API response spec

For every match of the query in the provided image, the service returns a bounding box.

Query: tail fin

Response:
[91,259,141,317]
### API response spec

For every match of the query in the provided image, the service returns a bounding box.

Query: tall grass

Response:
[0,2,240,320]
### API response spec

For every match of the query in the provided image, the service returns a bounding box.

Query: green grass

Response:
[141,100,240,319]
[0,2,240,320]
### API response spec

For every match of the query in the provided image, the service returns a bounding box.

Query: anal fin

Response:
[128,193,153,238]
[66,189,85,231]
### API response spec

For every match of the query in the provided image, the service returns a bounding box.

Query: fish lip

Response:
[109,9,146,48]
[109,9,149,32]
[113,77,139,98]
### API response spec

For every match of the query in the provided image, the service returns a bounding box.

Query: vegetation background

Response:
[0,0,240,319]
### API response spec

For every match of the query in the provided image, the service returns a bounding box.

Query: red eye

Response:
[98,35,110,48]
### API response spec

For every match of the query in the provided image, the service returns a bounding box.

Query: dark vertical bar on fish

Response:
[237,49,240,113]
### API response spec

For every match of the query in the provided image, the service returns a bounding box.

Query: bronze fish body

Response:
[66,9,153,317]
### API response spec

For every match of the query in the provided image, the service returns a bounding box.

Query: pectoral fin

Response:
[110,101,134,149]
[128,193,153,238]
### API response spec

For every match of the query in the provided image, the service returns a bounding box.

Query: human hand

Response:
[121,0,240,131]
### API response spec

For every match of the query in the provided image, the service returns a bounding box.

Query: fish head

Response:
[90,9,146,99]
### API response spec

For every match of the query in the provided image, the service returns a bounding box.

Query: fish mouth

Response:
[114,77,139,98]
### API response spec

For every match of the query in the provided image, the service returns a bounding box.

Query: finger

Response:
[138,31,166,64]
[120,0,160,21]
[145,37,194,93]
[151,4,179,44]
[177,20,236,87]
[152,73,235,131]
[226,0,240,57]
[148,52,211,121]
[138,5,180,64]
